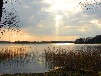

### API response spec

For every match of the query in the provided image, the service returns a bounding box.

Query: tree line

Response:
[75,35,101,44]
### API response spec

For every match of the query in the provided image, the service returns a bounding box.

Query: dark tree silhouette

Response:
[75,35,101,44]
[78,0,101,12]
[0,0,3,21]
[75,38,85,44]
[85,37,92,44]
[0,0,20,21]
[0,0,21,40]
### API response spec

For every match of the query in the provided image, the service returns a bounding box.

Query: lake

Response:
[0,43,101,74]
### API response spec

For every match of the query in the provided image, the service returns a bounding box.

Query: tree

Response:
[78,0,101,12]
[0,0,3,21]
[75,38,85,44]
[85,37,92,44]
[75,35,101,44]
[0,0,20,39]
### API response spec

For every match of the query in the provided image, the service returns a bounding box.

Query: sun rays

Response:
[42,0,81,40]
[54,15,63,39]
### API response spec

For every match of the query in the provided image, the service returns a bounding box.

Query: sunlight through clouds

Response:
[54,15,63,39]
[42,0,81,14]
[1,0,101,41]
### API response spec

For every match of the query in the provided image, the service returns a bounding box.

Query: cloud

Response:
[1,0,101,41]
[19,0,101,39]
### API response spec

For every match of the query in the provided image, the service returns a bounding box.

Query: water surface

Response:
[0,43,101,74]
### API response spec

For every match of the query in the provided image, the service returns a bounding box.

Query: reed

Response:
[44,46,101,75]
[0,46,101,76]
[0,47,31,61]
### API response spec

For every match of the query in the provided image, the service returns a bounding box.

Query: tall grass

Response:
[0,47,31,61]
[0,45,101,75]
[44,46,101,75]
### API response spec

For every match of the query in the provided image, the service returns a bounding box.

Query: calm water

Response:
[0,43,101,74]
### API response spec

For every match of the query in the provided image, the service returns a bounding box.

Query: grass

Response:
[43,46,101,76]
[0,46,101,76]
[0,47,30,61]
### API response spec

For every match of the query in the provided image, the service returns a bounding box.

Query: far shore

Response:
[0,41,74,44]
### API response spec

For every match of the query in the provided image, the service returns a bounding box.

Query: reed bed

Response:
[0,47,31,61]
[44,46,101,76]
[0,45,101,76]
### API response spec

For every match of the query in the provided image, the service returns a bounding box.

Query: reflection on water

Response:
[0,44,101,74]
[52,43,74,45]
[0,44,48,74]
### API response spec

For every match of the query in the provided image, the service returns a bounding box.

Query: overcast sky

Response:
[1,0,101,41]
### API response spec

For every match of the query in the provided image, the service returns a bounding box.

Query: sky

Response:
[1,0,101,41]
